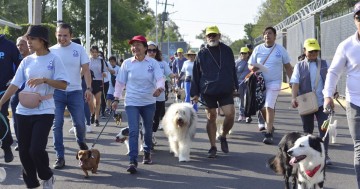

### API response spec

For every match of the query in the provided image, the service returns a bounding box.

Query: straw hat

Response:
[184,50,197,59]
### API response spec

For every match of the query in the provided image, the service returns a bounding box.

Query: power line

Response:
[171,18,245,26]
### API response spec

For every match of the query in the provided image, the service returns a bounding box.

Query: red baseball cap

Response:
[129,35,147,45]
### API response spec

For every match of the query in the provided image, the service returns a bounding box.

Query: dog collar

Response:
[305,164,321,177]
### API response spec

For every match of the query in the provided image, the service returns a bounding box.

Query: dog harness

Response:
[304,164,321,177]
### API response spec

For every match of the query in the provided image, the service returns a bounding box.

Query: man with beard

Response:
[191,26,238,158]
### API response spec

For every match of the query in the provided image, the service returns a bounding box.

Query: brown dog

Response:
[76,149,100,178]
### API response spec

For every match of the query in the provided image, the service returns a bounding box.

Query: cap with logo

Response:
[303,38,320,51]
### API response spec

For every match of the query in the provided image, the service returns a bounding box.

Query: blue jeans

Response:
[184,81,198,111]
[125,103,155,163]
[237,83,246,116]
[81,79,90,125]
[347,102,360,188]
[53,89,86,158]
[300,106,329,155]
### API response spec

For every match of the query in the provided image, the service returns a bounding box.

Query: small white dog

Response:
[162,103,197,162]
[115,125,144,154]
[287,135,326,189]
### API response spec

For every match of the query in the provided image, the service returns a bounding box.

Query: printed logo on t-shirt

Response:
[148,65,154,73]
[275,50,281,58]
[160,64,164,69]
[73,50,79,57]
[47,59,54,70]
[0,52,4,59]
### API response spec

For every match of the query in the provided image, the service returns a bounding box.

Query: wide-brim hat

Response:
[184,50,197,58]
[129,35,147,45]
[303,38,321,51]
[24,25,49,43]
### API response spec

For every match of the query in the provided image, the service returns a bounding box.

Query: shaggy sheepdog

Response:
[162,103,197,162]
[268,133,326,189]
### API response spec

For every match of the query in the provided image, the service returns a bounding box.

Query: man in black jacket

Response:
[191,26,238,158]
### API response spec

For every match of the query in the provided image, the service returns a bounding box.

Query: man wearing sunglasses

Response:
[323,2,360,187]
[191,26,238,158]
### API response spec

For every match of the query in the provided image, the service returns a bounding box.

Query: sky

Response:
[148,0,264,48]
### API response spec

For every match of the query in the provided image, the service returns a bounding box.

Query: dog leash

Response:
[91,110,114,149]
[0,112,9,144]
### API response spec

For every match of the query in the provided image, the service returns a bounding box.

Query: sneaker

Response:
[3,148,14,163]
[95,120,100,127]
[326,156,333,165]
[143,152,152,164]
[86,125,92,133]
[14,145,19,151]
[207,146,217,158]
[263,132,273,145]
[91,114,95,124]
[68,127,76,134]
[219,136,229,153]
[245,117,252,123]
[127,162,138,174]
[79,142,89,150]
[258,125,266,132]
[237,115,244,122]
[53,158,65,169]
[42,176,55,189]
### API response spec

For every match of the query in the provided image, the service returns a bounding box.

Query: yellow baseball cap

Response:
[304,38,320,51]
[177,48,184,53]
[240,47,249,53]
[205,26,220,35]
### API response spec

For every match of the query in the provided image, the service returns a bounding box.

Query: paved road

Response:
[0,90,357,189]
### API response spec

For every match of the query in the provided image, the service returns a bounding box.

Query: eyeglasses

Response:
[355,16,360,22]
[308,50,319,53]
[206,33,218,38]
[147,49,157,53]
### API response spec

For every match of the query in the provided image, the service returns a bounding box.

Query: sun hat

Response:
[240,47,249,53]
[184,50,197,58]
[205,26,220,35]
[129,35,147,44]
[24,25,49,43]
[177,48,184,53]
[303,38,320,51]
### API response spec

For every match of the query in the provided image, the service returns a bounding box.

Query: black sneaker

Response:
[14,145,19,151]
[143,152,152,164]
[95,120,100,127]
[245,117,252,123]
[207,146,217,158]
[53,158,65,169]
[263,132,273,145]
[127,162,138,174]
[219,137,229,153]
[91,114,95,124]
[4,148,14,163]
[79,142,89,150]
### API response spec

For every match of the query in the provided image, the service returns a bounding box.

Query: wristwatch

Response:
[86,87,93,92]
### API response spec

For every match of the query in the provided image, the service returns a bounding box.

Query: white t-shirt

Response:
[156,60,172,101]
[89,57,105,81]
[11,52,69,115]
[248,43,291,89]
[107,65,120,95]
[181,60,194,77]
[50,42,90,91]
[117,56,164,106]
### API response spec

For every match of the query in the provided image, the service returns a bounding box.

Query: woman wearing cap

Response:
[235,47,251,122]
[290,38,331,165]
[112,35,164,174]
[146,41,175,145]
[181,50,198,111]
[0,25,69,188]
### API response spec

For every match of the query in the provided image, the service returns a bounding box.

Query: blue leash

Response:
[0,112,9,141]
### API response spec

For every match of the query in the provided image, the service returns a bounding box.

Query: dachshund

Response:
[76,149,100,178]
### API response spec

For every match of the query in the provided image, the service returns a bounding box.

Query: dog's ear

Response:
[88,150,92,158]
[76,151,79,160]
[308,136,323,153]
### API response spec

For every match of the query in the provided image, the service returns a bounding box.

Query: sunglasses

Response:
[355,16,360,22]
[240,52,248,55]
[147,49,157,53]
[206,33,218,38]
[308,50,319,53]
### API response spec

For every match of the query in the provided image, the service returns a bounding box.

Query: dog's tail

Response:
[267,155,284,175]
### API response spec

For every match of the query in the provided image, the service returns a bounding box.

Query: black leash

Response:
[91,110,114,149]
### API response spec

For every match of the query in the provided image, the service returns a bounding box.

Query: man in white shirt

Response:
[323,2,360,187]
[50,23,92,169]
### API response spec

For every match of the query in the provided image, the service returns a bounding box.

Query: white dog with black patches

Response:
[162,103,197,162]
[287,135,326,189]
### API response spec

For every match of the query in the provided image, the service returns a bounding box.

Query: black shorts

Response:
[201,93,234,109]
[91,80,103,95]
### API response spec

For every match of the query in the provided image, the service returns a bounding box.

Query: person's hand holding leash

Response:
[153,88,164,97]
[191,95,199,104]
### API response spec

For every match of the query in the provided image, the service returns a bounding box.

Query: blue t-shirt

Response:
[11,52,69,115]
[117,56,164,106]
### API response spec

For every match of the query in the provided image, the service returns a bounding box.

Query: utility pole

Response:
[159,0,174,47]
[33,0,42,24]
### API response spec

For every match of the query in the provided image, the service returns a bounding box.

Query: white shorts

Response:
[264,83,281,109]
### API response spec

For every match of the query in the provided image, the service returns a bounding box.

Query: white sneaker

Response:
[68,127,76,134]
[42,176,55,189]
[86,125,92,133]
